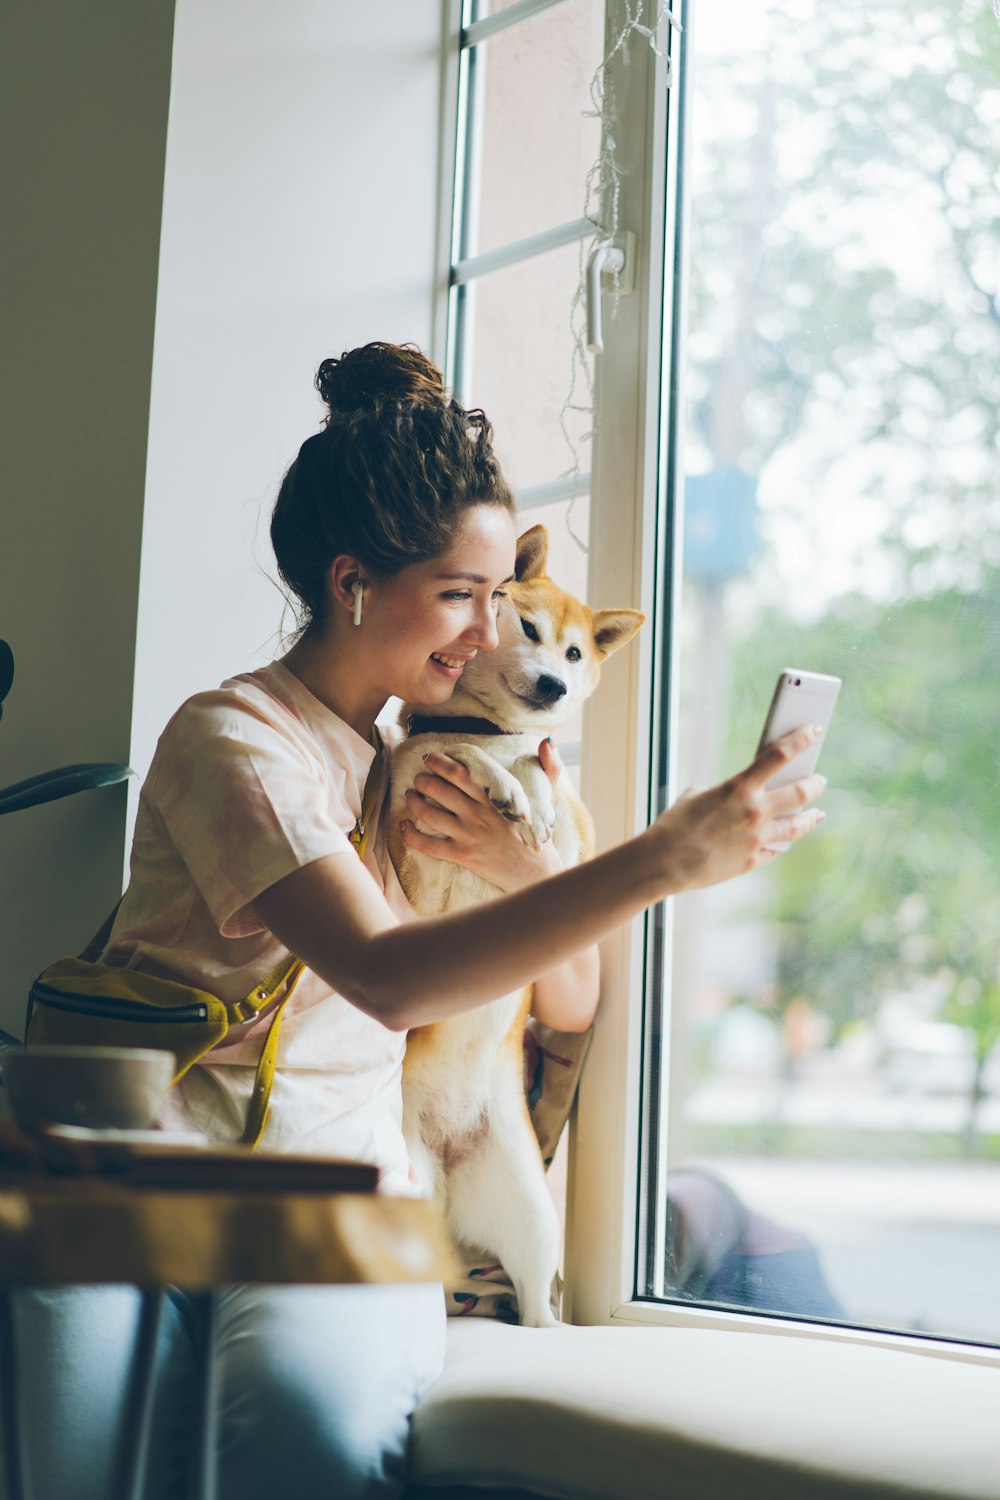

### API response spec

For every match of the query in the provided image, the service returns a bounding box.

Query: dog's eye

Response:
[566,646,582,663]
[521,619,539,642]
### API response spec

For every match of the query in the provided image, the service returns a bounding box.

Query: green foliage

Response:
[683,0,1000,1144]
[724,576,1000,1070]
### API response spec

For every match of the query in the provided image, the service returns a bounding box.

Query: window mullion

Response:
[462,0,571,51]
[564,4,679,1326]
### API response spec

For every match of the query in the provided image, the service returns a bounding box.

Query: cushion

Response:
[409,1318,1000,1499]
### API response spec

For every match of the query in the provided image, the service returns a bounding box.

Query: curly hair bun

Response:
[316,341,448,416]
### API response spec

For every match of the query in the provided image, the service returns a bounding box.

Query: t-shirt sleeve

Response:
[147,689,359,937]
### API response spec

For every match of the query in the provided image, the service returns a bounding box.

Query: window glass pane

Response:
[662,0,1000,1344]
[461,240,592,493]
[517,495,589,604]
[469,0,605,257]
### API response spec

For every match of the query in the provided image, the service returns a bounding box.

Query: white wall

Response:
[0,2,175,1036]
[131,0,446,788]
[1,0,447,1035]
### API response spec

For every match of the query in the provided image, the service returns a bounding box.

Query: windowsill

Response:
[409,1315,1000,1499]
[610,1297,1000,1368]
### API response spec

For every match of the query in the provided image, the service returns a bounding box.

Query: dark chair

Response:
[0,762,133,818]
[0,761,133,1053]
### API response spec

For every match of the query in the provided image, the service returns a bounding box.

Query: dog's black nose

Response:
[536,675,568,702]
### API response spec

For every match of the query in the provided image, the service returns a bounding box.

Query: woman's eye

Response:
[521,619,539,642]
[444,591,472,601]
[566,646,582,663]
[492,589,507,603]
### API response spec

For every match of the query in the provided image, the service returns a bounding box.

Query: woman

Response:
[15,342,825,1500]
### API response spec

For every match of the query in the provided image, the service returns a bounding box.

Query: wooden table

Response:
[0,1141,457,1500]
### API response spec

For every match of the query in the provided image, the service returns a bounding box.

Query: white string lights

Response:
[559,0,682,552]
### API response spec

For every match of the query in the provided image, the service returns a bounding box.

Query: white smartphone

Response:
[756,668,841,850]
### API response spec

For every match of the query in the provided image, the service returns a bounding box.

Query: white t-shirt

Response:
[105,660,415,1192]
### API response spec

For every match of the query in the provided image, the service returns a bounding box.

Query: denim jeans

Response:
[0,1281,445,1500]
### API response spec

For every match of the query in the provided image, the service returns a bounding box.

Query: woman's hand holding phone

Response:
[646,724,828,894]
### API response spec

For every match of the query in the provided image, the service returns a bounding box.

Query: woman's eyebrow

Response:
[435,571,516,584]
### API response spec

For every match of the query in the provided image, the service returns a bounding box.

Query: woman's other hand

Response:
[398,740,565,893]
[647,724,827,893]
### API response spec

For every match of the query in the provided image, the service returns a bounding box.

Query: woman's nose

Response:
[467,600,500,652]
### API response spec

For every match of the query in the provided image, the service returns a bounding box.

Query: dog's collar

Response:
[405,714,518,738]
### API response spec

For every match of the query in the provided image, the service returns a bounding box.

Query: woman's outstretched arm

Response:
[253,724,826,1032]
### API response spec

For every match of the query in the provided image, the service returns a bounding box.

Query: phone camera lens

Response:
[794,677,801,686]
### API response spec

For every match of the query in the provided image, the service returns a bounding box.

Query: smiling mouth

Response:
[431,652,473,670]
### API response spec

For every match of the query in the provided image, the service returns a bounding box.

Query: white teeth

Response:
[432,653,465,668]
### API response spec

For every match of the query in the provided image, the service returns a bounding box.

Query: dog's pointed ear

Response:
[515,525,549,582]
[591,608,646,658]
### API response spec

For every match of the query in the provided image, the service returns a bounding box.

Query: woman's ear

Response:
[329,555,367,619]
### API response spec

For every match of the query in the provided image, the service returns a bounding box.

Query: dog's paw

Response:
[481,770,532,828]
[522,785,555,851]
[517,1302,560,1328]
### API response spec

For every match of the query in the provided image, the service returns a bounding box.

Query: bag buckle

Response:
[235,988,269,1023]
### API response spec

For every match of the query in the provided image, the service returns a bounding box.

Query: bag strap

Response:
[239,741,386,1146]
[348,726,384,862]
[81,900,124,963]
[236,731,385,1147]
[239,961,304,1147]
[80,727,387,1149]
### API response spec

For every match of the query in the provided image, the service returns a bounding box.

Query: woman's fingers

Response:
[538,737,562,788]
[404,786,461,833]
[407,772,466,819]
[398,819,456,861]
[743,723,823,789]
[649,739,830,893]
[765,771,827,818]
[418,751,491,805]
[761,805,826,848]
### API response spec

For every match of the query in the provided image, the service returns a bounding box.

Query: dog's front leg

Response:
[446,1115,562,1328]
[507,753,557,851]
[443,744,535,832]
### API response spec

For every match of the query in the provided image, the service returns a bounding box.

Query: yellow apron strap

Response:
[239,960,305,1148]
[241,740,384,1146]
[241,739,383,1145]
[348,727,385,863]
[229,952,302,1024]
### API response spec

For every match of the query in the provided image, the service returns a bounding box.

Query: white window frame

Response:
[434,0,999,1373]
[563,0,678,1334]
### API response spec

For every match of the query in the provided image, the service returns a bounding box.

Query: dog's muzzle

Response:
[535,675,568,704]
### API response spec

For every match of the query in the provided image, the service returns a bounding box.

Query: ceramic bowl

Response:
[1,1046,176,1131]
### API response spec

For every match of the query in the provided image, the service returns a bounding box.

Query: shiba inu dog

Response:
[388,524,644,1326]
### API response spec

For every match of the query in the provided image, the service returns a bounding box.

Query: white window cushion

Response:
[408,1319,1000,1499]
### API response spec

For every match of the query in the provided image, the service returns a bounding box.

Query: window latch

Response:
[586,232,635,354]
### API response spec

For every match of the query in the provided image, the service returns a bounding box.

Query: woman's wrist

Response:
[632,820,689,904]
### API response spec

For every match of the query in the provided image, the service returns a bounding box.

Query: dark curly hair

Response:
[271,342,514,633]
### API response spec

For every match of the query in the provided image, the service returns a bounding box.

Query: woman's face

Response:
[363,504,517,705]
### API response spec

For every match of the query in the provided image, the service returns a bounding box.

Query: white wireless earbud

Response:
[351,579,364,626]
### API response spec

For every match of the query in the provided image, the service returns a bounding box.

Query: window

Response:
[444,0,609,1220]
[443,0,1000,1352]
[648,0,1000,1349]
